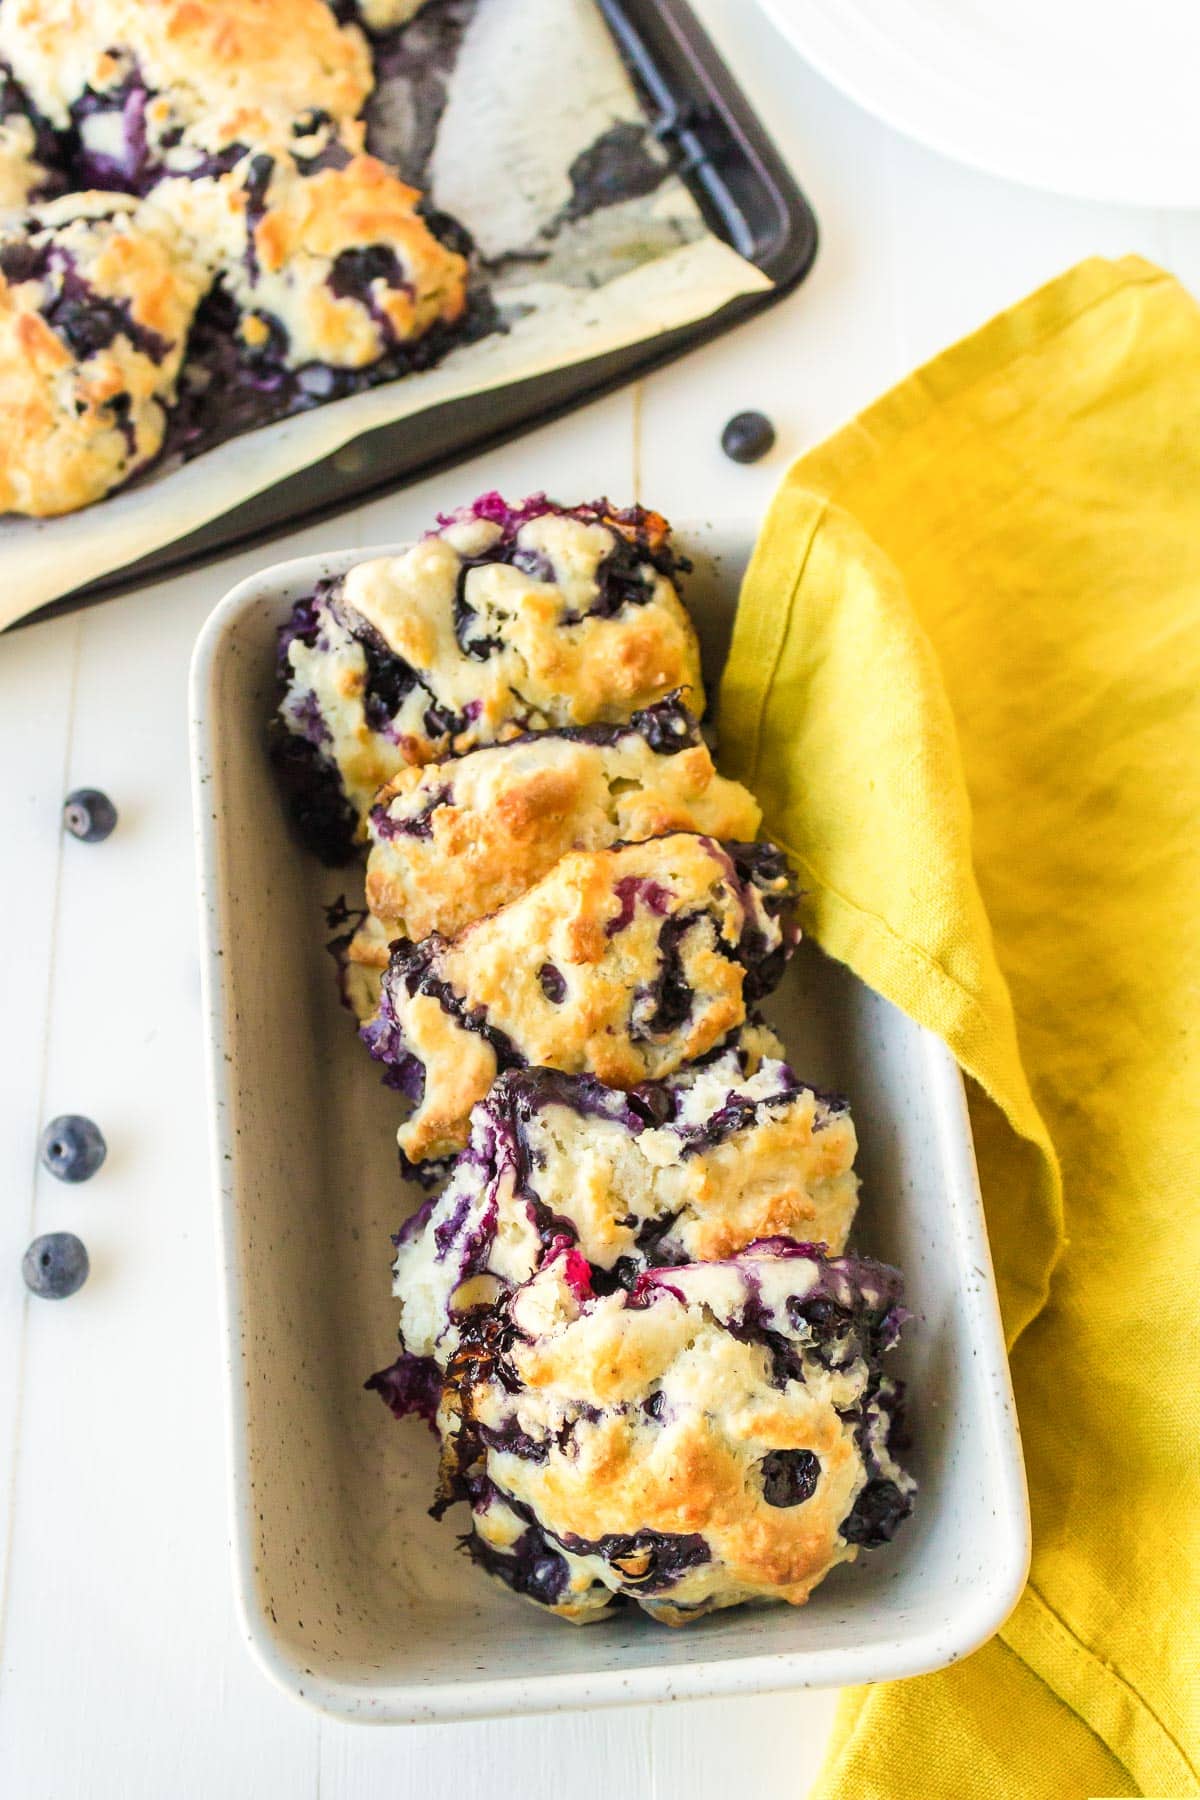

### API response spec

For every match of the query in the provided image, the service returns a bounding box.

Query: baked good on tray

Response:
[388,1035,861,1366]
[0,190,208,515]
[273,496,705,862]
[360,694,760,948]
[0,0,371,193]
[361,833,798,1166]
[0,0,468,519]
[169,148,467,373]
[378,1241,913,1624]
[267,485,917,1626]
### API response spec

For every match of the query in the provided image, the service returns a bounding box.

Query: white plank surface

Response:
[1,2,1197,1792]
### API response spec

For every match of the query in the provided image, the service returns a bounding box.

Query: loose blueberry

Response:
[63,788,117,843]
[22,1232,89,1299]
[39,1114,107,1184]
[721,410,776,464]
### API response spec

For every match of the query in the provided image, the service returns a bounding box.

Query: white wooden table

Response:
[3,5,1196,1793]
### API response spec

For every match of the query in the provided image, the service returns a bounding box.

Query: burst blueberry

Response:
[63,788,118,843]
[39,1114,107,1183]
[22,1232,89,1299]
[760,1448,821,1507]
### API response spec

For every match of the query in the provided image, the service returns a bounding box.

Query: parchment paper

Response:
[0,0,770,628]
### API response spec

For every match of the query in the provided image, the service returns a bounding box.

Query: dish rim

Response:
[189,533,1030,1723]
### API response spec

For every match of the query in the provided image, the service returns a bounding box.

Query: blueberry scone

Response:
[358,695,759,956]
[381,1241,913,1623]
[170,147,467,375]
[362,834,798,1165]
[0,0,372,193]
[0,191,209,515]
[389,1039,860,1365]
[273,495,705,862]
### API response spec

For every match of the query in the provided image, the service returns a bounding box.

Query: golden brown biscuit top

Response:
[0,191,209,516]
[435,1246,912,1622]
[364,833,797,1164]
[0,0,371,142]
[390,1039,859,1367]
[363,698,761,943]
[278,502,705,828]
[168,150,468,369]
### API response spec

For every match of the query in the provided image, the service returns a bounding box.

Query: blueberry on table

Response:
[22,1232,89,1300]
[63,788,118,843]
[721,410,776,464]
[39,1115,107,1184]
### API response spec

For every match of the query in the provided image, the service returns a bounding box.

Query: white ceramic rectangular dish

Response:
[189,521,1029,1724]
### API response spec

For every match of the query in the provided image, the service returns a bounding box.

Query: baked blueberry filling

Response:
[364,692,705,850]
[475,689,701,759]
[0,235,47,285]
[69,65,157,192]
[369,782,451,840]
[465,1521,572,1609]
[382,1032,867,1380]
[272,500,699,856]
[361,932,523,1072]
[0,64,64,198]
[328,242,413,347]
[362,840,795,1145]
[437,492,690,589]
[630,910,700,1036]
[327,600,420,728]
[557,1527,711,1591]
[838,1475,913,1547]
[67,57,252,193]
[606,875,674,936]
[760,1448,821,1508]
[364,1349,441,1426]
[538,962,567,1004]
[163,265,490,466]
[1,234,173,364]
[267,719,359,866]
[405,1244,914,1617]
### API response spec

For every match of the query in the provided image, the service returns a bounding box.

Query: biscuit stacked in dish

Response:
[274,492,915,1625]
[0,0,463,515]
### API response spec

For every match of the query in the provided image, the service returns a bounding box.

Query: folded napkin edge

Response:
[1007,1584,1200,1796]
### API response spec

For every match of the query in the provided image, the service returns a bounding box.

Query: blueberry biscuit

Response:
[0,190,209,515]
[362,833,798,1166]
[0,0,372,193]
[359,695,760,952]
[389,1038,860,1365]
[385,1240,913,1623]
[171,147,467,374]
[275,495,706,862]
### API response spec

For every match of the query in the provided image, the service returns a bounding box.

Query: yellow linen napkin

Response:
[720,256,1200,1799]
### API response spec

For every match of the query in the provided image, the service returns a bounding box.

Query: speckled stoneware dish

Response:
[189,521,1029,1724]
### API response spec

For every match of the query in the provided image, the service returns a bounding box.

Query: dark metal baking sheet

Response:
[21,0,817,630]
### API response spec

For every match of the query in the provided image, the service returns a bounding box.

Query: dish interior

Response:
[193,524,1027,1719]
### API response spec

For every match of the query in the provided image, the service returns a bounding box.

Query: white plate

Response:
[189,523,1029,1724]
[757,0,1200,208]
